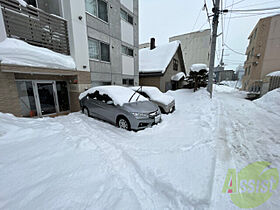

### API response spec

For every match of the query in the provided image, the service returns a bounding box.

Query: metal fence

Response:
[0,0,70,55]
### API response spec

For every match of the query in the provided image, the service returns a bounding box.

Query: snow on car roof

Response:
[79,86,148,106]
[139,41,181,74]
[190,64,208,72]
[131,86,174,105]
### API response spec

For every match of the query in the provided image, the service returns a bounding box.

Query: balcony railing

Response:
[0,0,70,55]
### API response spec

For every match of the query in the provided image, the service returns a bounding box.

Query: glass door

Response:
[35,82,58,116]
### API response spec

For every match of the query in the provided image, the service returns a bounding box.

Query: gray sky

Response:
[139,0,280,70]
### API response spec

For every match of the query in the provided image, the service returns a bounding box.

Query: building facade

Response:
[169,29,211,73]
[0,0,139,117]
[85,0,139,87]
[242,14,280,92]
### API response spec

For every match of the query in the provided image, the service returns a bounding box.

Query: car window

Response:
[102,94,113,103]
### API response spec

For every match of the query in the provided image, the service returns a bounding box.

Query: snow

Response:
[0,38,75,70]
[1,87,280,209]
[171,72,186,81]
[219,80,242,89]
[254,88,280,115]
[267,70,280,77]
[79,85,148,106]
[131,86,174,105]
[139,41,181,73]
[190,63,208,72]
[16,0,27,6]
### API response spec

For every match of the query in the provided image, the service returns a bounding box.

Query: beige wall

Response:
[242,14,280,91]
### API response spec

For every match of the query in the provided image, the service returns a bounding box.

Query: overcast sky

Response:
[139,0,280,70]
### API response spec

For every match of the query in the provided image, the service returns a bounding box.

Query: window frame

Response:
[122,78,134,86]
[173,58,179,71]
[121,45,134,57]
[120,8,133,25]
[85,0,108,23]
[88,38,110,62]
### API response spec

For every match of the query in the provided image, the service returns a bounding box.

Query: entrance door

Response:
[36,82,58,116]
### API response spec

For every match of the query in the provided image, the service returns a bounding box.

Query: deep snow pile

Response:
[219,80,242,89]
[1,88,279,209]
[254,88,280,115]
[171,72,186,81]
[0,38,75,69]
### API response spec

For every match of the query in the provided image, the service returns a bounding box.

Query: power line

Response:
[192,6,203,30]
[225,12,280,19]
[235,0,280,9]
[224,43,246,55]
[230,6,280,12]
[225,0,246,8]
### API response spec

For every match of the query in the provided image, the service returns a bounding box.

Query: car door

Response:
[93,94,118,123]
[85,92,100,117]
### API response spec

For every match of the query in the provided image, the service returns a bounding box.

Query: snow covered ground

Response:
[0,86,279,209]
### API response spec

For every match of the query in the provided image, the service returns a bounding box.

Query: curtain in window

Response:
[88,39,99,59]
[85,0,97,16]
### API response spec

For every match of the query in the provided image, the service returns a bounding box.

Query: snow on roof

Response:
[139,41,181,74]
[171,72,186,81]
[267,71,280,77]
[0,38,75,70]
[131,86,174,105]
[190,64,208,72]
[79,86,148,106]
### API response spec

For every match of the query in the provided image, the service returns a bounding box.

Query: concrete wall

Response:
[85,0,139,86]
[169,29,211,73]
[62,0,90,72]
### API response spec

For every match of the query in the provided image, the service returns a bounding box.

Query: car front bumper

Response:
[130,114,161,131]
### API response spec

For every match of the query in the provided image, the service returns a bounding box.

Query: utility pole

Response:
[207,0,221,98]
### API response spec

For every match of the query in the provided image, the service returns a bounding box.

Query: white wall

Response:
[0,9,7,42]
[122,55,134,75]
[120,0,133,12]
[62,0,90,72]
[121,20,134,46]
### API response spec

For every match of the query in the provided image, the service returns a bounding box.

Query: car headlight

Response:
[132,112,149,119]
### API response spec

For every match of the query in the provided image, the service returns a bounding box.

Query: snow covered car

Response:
[79,86,161,131]
[131,86,175,114]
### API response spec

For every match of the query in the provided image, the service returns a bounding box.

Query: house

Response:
[169,29,211,74]
[139,39,186,92]
[242,14,280,93]
[0,0,139,117]
[215,70,237,83]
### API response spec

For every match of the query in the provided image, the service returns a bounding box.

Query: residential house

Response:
[242,14,280,93]
[0,0,139,117]
[169,29,211,74]
[139,39,186,92]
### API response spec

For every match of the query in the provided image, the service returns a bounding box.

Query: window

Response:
[120,9,133,25]
[248,66,251,75]
[88,38,110,62]
[123,79,134,86]
[173,59,178,71]
[251,47,254,58]
[121,45,134,57]
[85,0,108,22]
[254,28,258,39]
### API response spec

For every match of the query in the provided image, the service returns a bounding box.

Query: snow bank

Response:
[131,86,174,105]
[79,86,148,106]
[254,88,280,114]
[139,41,181,73]
[171,72,186,81]
[220,80,242,89]
[267,70,280,77]
[190,64,208,72]
[0,38,76,70]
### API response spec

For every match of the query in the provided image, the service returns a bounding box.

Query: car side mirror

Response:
[107,100,114,105]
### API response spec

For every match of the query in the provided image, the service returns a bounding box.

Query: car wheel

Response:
[83,107,90,117]
[117,117,130,130]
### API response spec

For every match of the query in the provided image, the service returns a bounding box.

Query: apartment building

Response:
[169,29,211,73]
[0,0,139,117]
[242,14,280,92]
[85,0,139,86]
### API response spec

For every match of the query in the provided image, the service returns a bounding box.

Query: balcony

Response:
[0,0,70,55]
